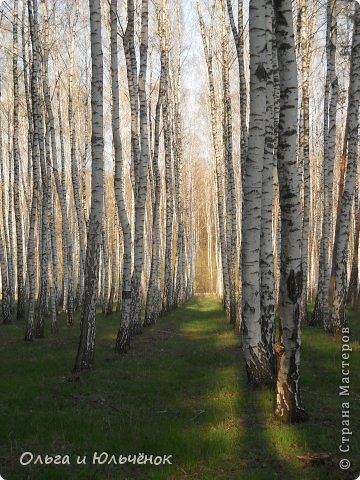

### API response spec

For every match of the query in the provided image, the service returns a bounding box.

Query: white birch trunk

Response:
[331,6,360,334]
[24,0,41,341]
[111,0,133,352]
[242,0,273,385]
[274,0,306,422]
[0,83,11,325]
[13,0,25,321]
[74,0,104,371]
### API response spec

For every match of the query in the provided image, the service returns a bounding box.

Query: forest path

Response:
[1,297,359,479]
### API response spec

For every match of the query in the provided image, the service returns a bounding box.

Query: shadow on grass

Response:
[0,296,359,479]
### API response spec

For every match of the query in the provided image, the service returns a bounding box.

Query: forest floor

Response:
[0,296,359,480]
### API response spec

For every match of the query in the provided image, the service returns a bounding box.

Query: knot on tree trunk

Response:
[287,269,302,303]
[255,62,267,81]
[274,342,285,356]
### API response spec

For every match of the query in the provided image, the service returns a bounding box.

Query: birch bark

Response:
[25,0,41,341]
[274,0,306,422]
[74,0,104,370]
[331,5,360,334]
[241,0,273,385]
[13,0,25,321]
[111,0,133,352]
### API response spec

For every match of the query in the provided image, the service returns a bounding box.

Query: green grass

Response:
[0,297,359,479]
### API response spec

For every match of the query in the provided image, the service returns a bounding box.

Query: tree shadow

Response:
[1,295,359,479]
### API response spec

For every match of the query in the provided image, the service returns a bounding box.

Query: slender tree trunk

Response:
[68,2,85,312]
[7,115,15,312]
[331,6,360,334]
[298,0,311,325]
[12,0,25,321]
[311,0,338,331]
[25,0,42,342]
[74,0,104,371]
[144,25,164,325]
[111,0,133,352]
[221,1,237,325]
[34,37,49,339]
[260,0,276,371]
[347,204,360,306]
[0,82,11,325]
[56,92,74,325]
[197,0,231,320]
[162,1,174,314]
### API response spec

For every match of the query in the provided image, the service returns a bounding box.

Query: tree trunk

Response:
[241,0,273,385]
[274,0,306,423]
[197,0,231,321]
[162,1,174,314]
[111,0,133,353]
[13,0,25,321]
[74,0,104,371]
[144,20,164,325]
[25,0,42,342]
[221,0,237,325]
[0,81,11,325]
[260,0,276,371]
[311,0,338,331]
[331,6,360,334]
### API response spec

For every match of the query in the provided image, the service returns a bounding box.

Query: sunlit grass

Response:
[0,297,359,479]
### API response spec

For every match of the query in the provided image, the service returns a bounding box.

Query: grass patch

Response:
[0,297,359,479]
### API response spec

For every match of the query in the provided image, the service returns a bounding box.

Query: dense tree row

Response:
[0,0,195,363]
[0,0,359,424]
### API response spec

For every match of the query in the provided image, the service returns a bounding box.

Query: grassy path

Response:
[0,296,359,479]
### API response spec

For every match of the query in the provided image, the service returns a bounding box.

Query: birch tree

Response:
[144,9,164,326]
[74,0,104,370]
[162,0,175,313]
[273,0,306,422]
[220,0,237,324]
[260,0,276,369]
[0,80,11,325]
[24,0,42,342]
[311,0,338,331]
[241,0,273,385]
[13,0,25,321]
[331,5,360,334]
[109,0,132,353]
[197,0,231,322]
[298,0,315,324]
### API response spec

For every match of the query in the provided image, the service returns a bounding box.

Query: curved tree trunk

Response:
[110,0,133,353]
